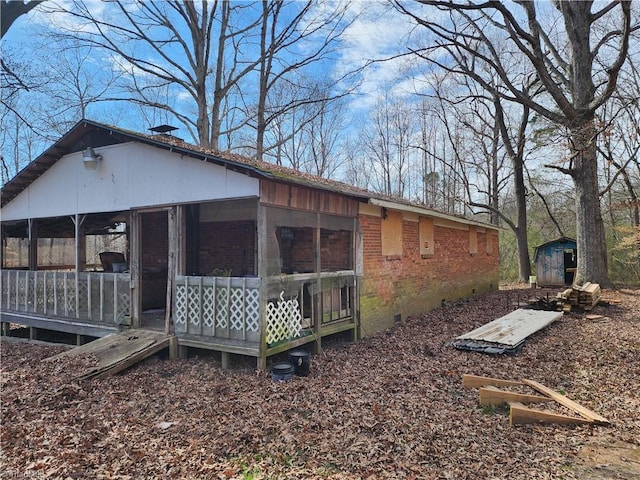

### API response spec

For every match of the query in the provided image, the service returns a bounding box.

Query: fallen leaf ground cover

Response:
[1,287,639,479]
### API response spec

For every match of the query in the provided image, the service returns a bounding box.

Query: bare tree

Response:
[44,0,262,148]
[396,0,635,286]
[253,0,351,160]
[0,0,44,38]
[363,92,416,197]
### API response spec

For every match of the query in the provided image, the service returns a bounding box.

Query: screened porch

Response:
[0,196,360,367]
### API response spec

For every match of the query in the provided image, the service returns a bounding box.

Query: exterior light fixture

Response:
[82,147,102,166]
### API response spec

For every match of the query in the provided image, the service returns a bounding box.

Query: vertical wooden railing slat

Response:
[63,272,69,316]
[99,274,104,323]
[24,271,29,311]
[242,277,247,341]
[14,270,19,310]
[53,271,58,315]
[212,278,217,337]
[87,274,92,321]
[198,276,203,337]
[75,272,80,319]
[226,276,231,338]
[33,272,38,314]
[43,271,48,315]
[113,273,118,325]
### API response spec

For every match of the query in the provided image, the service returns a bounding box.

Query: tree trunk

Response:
[572,120,610,286]
[514,162,531,283]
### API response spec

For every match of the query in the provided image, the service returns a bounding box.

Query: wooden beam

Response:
[479,386,553,406]
[509,402,592,426]
[522,379,610,425]
[462,374,524,389]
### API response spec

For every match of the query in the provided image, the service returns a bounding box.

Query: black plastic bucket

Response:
[289,350,310,376]
[272,362,294,382]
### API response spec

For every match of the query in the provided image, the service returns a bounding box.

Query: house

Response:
[533,237,577,287]
[0,120,500,368]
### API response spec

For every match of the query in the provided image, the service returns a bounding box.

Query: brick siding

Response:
[359,213,499,335]
[198,221,256,276]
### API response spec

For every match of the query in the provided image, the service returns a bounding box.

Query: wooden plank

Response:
[479,386,552,406]
[86,337,170,380]
[522,379,610,425]
[509,402,592,426]
[43,333,121,361]
[462,374,523,389]
[44,329,171,380]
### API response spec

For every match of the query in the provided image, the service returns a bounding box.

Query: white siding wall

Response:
[1,142,260,221]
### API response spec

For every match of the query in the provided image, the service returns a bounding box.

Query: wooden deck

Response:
[2,270,359,369]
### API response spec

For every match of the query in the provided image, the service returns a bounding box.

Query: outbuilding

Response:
[0,120,500,368]
[533,237,577,287]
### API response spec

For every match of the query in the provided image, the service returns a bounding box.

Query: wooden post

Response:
[221,352,230,370]
[257,203,268,370]
[313,213,322,354]
[73,214,86,318]
[165,207,177,335]
[169,336,179,360]
[129,210,141,328]
[353,217,361,341]
[28,218,38,272]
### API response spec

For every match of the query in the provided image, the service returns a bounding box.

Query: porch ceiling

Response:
[1,212,126,239]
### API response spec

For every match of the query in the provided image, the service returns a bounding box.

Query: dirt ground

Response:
[1,286,639,479]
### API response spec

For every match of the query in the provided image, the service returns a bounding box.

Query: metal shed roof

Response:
[456,308,562,349]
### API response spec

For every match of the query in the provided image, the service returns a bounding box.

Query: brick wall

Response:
[282,227,314,274]
[321,229,351,272]
[359,212,499,336]
[198,220,256,276]
[141,211,168,271]
[278,227,352,273]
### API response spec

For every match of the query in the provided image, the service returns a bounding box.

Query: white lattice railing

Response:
[265,271,356,345]
[174,276,261,342]
[174,271,356,347]
[0,269,131,326]
[265,291,302,344]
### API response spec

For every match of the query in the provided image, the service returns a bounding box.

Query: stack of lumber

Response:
[557,282,601,312]
[463,374,610,427]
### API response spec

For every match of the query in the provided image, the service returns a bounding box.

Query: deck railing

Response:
[1,269,356,350]
[173,271,356,346]
[0,269,131,326]
[173,276,261,342]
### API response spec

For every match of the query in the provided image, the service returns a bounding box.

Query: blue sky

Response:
[2,0,429,142]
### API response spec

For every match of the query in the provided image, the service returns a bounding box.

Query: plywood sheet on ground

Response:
[456,309,562,348]
[45,329,170,379]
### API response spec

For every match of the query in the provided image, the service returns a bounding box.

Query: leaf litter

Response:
[1,287,639,479]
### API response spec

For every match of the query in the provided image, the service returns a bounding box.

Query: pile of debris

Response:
[557,282,601,312]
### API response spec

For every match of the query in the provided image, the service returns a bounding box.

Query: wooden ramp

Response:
[45,329,171,380]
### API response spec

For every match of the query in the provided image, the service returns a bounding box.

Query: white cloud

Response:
[333,0,438,111]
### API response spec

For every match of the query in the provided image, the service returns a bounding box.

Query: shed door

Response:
[538,247,565,286]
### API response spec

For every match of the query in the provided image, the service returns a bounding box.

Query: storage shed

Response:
[0,120,500,368]
[533,237,577,287]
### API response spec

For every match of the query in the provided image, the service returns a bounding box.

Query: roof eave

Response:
[368,198,501,230]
